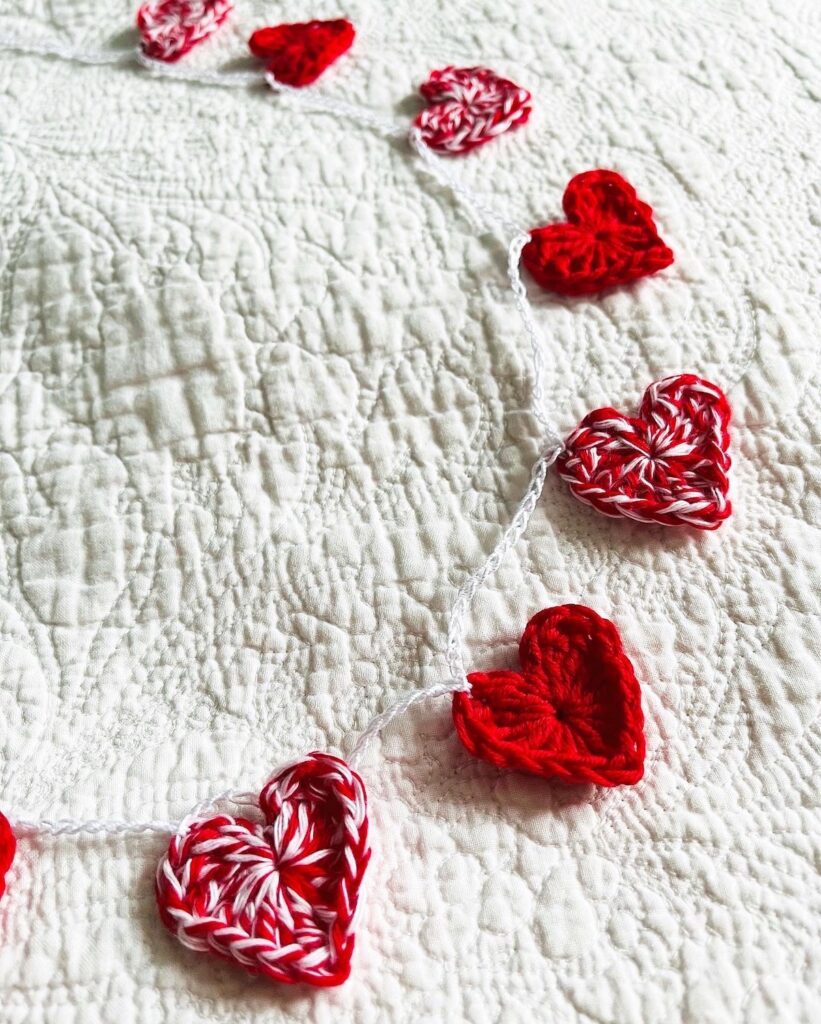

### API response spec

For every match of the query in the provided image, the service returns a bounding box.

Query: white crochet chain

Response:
[0,34,566,839]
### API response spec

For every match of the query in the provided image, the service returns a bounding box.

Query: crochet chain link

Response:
[0,36,563,827]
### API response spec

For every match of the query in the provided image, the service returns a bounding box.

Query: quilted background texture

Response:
[0,1,819,1021]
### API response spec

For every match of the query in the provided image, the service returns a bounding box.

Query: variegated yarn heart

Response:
[156,752,370,987]
[137,0,233,63]
[556,374,732,529]
[413,66,532,154]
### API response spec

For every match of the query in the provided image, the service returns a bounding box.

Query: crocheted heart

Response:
[522,170,674,295]
[453,605,645,786]
[137,0,233,63]
[413,66,532,155]
[249,20,355,87]
[156,752,370,987]
[0,811,15,900]
[557,374,732,529]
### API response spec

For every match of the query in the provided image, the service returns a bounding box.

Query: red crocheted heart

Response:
[0,811,15,900]
[557,374,732,529]
[452,605,645,786]
[413,66,532,155]
[522,170,674,295]
[249,20,355,87]
[137,0,233,63]
[156,752,370,987]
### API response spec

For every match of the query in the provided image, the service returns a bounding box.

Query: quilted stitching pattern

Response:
[0,1,819,1021]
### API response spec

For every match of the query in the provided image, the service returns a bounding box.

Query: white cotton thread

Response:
[408,126,522,237]
[348,680,461,769]
[0,35,133,66]
[4,789,261,838]
[136,49,259,87]
[264,71,405,137]
[7,816,176,837]
[0,31,565,821]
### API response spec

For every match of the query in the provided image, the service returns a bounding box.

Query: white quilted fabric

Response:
[0,1,819,1021]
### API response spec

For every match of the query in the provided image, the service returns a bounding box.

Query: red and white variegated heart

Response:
[156,752,370,987]
[137,0,233,63]
[413,66,532,154]
[556,374,732,529]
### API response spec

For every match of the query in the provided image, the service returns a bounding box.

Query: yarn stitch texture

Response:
[413,66,532,154]
[557,374,732,529]
[249,20,355,88]
[522,169,674,295]
[155,752,370,987]
[136,0,233,63]
[0,812,14,900]
[453,605,645,786]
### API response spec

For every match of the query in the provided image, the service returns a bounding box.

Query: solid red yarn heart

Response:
[249,20,355,87]
[0,811,15,900]
[156,752,370,987]
[137,0,233,63]
[452,605,645,786]
[557,374,732,529]
[522,169,674,295]
[413,66,532,154]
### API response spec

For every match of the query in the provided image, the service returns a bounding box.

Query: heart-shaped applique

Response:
[453,605,645,786]
[137,0,233,63]
[522,170,674,295]
[0,811,15,900]
[249,20,355,87]
[557,374,732,529]
[413,66,532,155]
[156,752,370,987]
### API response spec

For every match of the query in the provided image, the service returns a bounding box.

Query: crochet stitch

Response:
[452,605,645,786]
[557,374,732,529]
[137,0,233,63]
[155,752,370,987]
[249,20,355,87]
[522,170,674,294]
[0,812,14,899]
[413,66,532,154]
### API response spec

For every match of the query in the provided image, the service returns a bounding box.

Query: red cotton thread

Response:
[249,20,356,87]
[452,605,645,786]
[155,752,370,987]
[413,66,532,154]
[0,812,15,900]
[557,374,732,529]
[137,0,233,63]
[522,169,674,295]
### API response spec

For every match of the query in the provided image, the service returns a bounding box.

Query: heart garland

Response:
[556,374,732,529]
[156,752,370,986]
[249,20,356,87]
[522,169,674,295]
[413,66,532,154]
[0,15,742,998]
[137,0,233,63]
[453,605,645,786]
[0,812,14,900]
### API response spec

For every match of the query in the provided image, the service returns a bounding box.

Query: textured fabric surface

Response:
[0,1,819,1022]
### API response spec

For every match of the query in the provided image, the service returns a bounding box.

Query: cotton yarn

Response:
[557,374,732,529]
